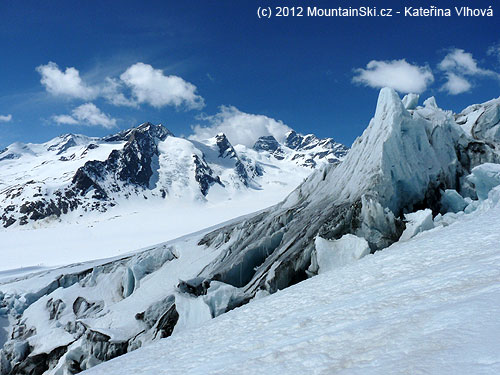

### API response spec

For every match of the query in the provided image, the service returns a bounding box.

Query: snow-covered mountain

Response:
[1,88,500,375]
[0,124,347,229]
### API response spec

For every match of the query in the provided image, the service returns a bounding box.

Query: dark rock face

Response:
[284,130,303,150]
[1,123,172,227]
[253,136,285,160]
[193,155,223,195]
[47,135,78,155]
[214,133,237,159]
[0,154,19,162]
[253,135,281,152]
[74,123,171,194]
[213,133,252,186]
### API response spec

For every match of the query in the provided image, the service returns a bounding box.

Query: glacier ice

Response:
[467,163,500,200]
[310,234,370,274]
[402,93,419,110]
[440,189,467,213]
[400,209,434,241]
[202,281,247,318]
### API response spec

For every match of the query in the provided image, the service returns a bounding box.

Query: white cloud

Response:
[36,62,97,100]
[0,114,12,122]
[438,48,499,77]
[353,59,434,94]
[437,49,500,95]
[190,106,291,147]
[120,63,204,109]
[37,61,204,110]
[52,114,79,125]
[487,43,500,61]
[441,73,472,95]
[53,103,116,128]
[100,77,138,107]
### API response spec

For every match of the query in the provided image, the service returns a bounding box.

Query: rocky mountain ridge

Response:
[0,124,348,228]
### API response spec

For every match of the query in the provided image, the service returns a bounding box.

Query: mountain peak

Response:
[253,135,280,152]
[213,133,237,159]
[104,123,173,143]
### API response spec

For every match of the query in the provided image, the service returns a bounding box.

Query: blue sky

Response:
[0,0,499,149]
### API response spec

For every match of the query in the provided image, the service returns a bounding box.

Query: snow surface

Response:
[312,235,370,273]
[0,193,293,272]
[83,190,500,375]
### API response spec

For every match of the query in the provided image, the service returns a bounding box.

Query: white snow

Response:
[313,235,370,273]
[82,190,500,375]
[400,209,434,241]
[0,198,286,272]
[172,293,212,335]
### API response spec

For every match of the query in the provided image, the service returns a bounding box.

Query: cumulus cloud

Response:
[36,61,204,110]
[36,62,97,100]
[120,63,204,109]
[437,49,500,95]
[353,59,434,94]
[441,73,472,95]
[100,77,138,107]
[0,114,12,122]
[53,103,116,128]
[438,48,498,77]
[189,106,291,147]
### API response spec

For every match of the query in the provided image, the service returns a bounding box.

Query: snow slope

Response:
[83,189,500,375]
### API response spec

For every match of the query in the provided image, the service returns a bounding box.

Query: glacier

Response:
[1,87,500,374]
[81,186,500,375]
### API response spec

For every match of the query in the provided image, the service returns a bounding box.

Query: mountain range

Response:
[0,125,347,229]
